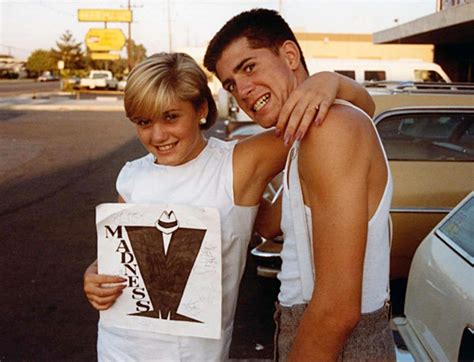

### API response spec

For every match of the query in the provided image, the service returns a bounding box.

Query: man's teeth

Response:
[158,143,175,151]
[252,94,270,112]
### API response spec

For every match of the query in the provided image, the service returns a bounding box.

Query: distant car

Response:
[118,76,128,92]
[79,70,118,90]
[37,71,58,82]
[66,76,80,85]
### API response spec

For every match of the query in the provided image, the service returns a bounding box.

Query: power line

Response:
[0,44,32,55]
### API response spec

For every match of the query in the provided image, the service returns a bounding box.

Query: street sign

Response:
[90,52,120,61]
[78,9,132,23]
[57,60,64,70]
[86,29,126,51]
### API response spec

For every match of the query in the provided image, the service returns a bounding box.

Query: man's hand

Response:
[275,71,339,144]
[83,260,127,311]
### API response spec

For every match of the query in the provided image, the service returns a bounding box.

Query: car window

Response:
[365,70,386,82]
[92,73,108,79]
[335,70,356,80]
[376,112,474,161]
[414,69,446,83]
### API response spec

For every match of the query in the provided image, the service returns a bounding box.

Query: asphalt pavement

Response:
[0,92,278,361]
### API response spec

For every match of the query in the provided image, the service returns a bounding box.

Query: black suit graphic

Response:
[125,226,206,323]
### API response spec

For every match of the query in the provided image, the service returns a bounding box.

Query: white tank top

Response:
[98,137,258,361]
[278,100,393,313]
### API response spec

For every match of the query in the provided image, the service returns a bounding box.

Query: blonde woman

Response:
[83,52,374,361]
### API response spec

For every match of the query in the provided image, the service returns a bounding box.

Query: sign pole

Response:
[167,0,172,52]
[128,0,133,71]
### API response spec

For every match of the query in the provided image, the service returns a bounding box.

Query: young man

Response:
[204,9,396,361]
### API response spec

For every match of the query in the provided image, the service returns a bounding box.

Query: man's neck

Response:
[295,68,309,87]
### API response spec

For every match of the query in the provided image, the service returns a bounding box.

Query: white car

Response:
[37,71,58,82]
[118,76,128,91]
[392,191,474,361]
[80,70,118,90]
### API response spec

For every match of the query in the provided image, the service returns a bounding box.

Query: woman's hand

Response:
[275,71,374,144]
[83,260,127,311]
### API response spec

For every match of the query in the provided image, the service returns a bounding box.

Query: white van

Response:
[305,58,451,83]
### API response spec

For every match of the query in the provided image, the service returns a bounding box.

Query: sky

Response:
[0,0,437,61]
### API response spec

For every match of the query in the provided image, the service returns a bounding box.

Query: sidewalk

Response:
[0,92,125,112]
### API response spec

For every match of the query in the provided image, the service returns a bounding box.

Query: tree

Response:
[51,30,85,71]
[25,49,56,75]
[128,39,147,68]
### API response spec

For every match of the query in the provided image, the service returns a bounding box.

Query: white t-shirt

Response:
[98,137,258,361]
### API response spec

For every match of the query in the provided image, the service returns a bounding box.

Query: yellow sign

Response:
[86,29,126,51]
[90,52,121,61]
[78,9,132,23]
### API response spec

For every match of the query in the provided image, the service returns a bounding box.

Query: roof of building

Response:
[373,2,474,44]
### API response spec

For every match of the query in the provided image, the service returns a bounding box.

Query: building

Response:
[373,1,474,81]
[294,33,434,62]
[0,55,26,78]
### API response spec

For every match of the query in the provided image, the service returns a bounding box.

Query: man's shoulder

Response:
[301,103,372,147]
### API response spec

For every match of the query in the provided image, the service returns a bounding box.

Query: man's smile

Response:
[252,93,270,112]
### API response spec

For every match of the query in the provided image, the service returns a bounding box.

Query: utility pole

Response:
[127,0,133,71]
[167,0,172,52]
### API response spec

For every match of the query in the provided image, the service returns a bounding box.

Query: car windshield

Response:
[92,73,108,79]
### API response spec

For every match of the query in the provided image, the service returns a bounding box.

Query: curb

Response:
[0,93,125,111]
[0,103,125,111]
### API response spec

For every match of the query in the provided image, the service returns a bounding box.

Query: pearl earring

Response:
[199,117,207,125]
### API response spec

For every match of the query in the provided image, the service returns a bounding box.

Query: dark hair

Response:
[125,52,217,130]
[204,8,308,74]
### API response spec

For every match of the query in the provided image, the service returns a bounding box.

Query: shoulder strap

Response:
[285,140,315,302]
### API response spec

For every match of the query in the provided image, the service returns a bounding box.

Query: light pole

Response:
[127,0,133,71]
[167,0,172,52]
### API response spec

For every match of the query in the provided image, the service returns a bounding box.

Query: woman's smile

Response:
[156,142,178,152]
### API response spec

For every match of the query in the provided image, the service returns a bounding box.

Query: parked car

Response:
[79,70,118,90]
[118,76,128,91]
[392,191,474,361]
[37,71,59,82]
[243,84,474,305]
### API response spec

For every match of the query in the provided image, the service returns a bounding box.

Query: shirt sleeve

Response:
[116,161,135,202]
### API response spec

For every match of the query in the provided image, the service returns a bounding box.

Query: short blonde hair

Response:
[124,52,217,130]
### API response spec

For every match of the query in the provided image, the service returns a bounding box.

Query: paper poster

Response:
[96,203,222,339]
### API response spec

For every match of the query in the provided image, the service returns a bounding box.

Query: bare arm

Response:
[276,72,375,143]
[288,106,370,360]
[254,193,282,239]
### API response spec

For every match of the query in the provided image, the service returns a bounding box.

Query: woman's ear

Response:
[280,40,301,71]
[199,101,209,120]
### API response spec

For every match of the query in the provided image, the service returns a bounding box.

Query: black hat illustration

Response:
[155,210,179,234]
